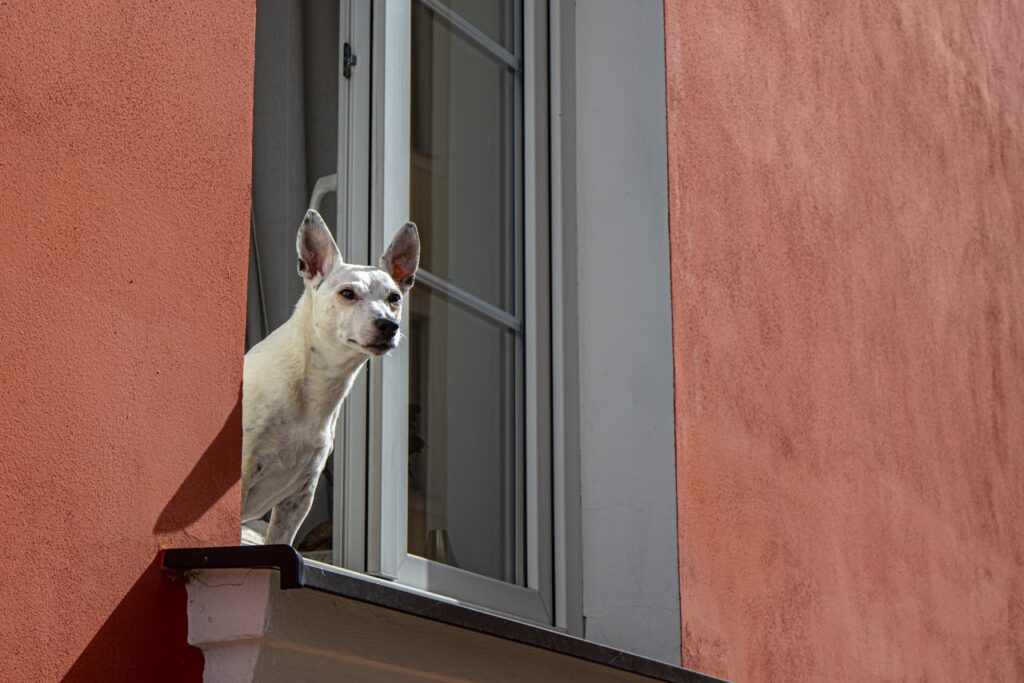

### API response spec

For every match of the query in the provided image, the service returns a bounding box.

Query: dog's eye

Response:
[387,292,402,305]
[339,288,356,300]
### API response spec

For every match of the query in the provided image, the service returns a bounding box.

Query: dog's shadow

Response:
[153,389,242,536]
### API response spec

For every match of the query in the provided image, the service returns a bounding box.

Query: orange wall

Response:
[665,2,1024,681]
[0,2,254,681]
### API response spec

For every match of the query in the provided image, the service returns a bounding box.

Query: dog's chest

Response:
[250,403,341,492]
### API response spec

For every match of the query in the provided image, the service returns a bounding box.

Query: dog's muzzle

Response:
[352,317,400,355]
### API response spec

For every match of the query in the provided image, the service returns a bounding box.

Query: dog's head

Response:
[297,209,419,357]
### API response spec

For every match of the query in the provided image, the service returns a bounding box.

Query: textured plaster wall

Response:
[665,2,1024,681]
[0,2,255,681]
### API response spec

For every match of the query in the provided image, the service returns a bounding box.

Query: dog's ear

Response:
[379,222,420,292]
[296,209,342,287]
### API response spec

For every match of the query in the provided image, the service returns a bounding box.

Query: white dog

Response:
[241,209,419,545]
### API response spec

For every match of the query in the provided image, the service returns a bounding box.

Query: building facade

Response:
[666,3,1024,679]
[1,1,1021,681]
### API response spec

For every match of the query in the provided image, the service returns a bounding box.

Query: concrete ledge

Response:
[164,546,724,682]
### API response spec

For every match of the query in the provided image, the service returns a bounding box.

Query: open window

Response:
[248,0,552,624]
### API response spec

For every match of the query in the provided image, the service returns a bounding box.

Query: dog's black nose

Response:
[375,317,399,337]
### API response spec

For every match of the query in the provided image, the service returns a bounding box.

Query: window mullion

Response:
[416,268,522,332]
[415,0,521,70]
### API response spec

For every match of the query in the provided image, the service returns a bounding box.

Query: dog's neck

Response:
[291,288,369,420]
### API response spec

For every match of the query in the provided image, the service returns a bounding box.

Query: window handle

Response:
[309,173,338,213]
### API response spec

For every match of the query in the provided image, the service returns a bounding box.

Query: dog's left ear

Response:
[380,222,420,292]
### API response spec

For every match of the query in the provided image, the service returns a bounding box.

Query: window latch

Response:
[343,42,357,79]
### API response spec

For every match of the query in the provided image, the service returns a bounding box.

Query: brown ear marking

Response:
[392,263,412,282]
[380,222,420,291]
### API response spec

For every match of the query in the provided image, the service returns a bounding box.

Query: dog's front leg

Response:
[264,482,316,546]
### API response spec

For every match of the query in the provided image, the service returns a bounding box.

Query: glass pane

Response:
[437,0,515,52]
[411,5,515,311]
[407,286,517,583]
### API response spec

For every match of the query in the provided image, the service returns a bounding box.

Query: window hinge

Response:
[343,42,357,79]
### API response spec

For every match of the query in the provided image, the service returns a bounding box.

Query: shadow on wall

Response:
[61,556,203,682]
[154,389,243,537]
[62,393,244,681]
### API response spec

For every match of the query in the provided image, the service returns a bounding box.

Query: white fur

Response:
[242,209,418,546]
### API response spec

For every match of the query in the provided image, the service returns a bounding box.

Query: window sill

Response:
[163,545,722,683]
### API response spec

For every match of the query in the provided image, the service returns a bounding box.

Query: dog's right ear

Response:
[296,209,342,287]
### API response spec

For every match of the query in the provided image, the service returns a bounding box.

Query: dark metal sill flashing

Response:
[162,545,724,683]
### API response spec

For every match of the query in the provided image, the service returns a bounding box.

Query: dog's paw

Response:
[241,520,268,545]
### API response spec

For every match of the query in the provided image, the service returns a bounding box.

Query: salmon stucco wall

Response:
[0,2,255,681]
[665,2,1024,681]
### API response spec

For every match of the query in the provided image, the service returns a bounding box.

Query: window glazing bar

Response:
[416,268,522,333]
[415,0,521,72]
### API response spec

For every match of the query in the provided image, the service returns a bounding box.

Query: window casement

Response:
[366,0,553,622]
[249,0,554,625]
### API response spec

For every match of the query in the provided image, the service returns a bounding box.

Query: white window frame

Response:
[318,0,560,627]
[369,0,553,625]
